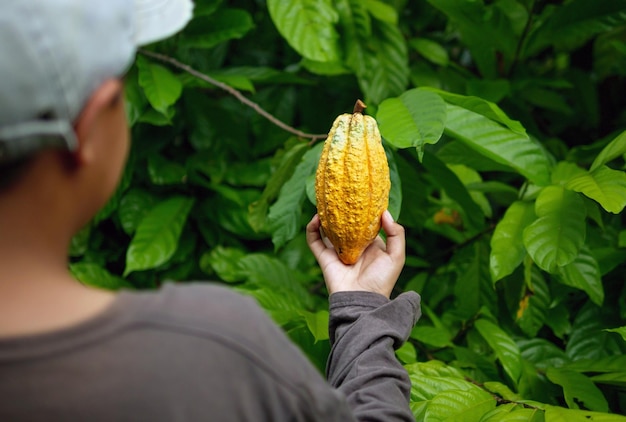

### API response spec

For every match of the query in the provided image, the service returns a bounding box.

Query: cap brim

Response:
[134,0,194,46]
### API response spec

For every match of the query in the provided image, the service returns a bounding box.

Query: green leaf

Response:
[124,196,195,275]
[518,338,571,370]
[523,186,586,273]
[69,225,90,257]
[224,159,272,187]
[136,56,182,114]
[454,241,495,320]
[551,161,588,185]
[238,289,303,326]
[437,140,515,173]
[544,405,626,421]
[406,361,475,402]
[604,326,626,342]
[425,388,497,421]
[205,188,265,240]
[589,372,626,388]
[267,0,340,62]
[490,201,536,282]
[466,181,519,196]
[566,303,624,361]
[70,263,133,291]
[425,89,527,136]
[286,324,330,373]
[147,154,187,185]
[386,148,402,220]
[422,151,485,231]
[480,405,543,421]
[137,107,175,126]
[425,0,518,77]
[592,246,626,276]
[268,143,323,250]
[475,319,522,383]
[519,87,573,115]
[192,0,222,17]
[300,59,351,76]
[237,254,314,310]
[336,0,371,54]
[517,268,551,338]
[410,38,449,66]
[411,401,428,421]
[124,67,146,126]
[377,88,446,158]
[558,246,604,306]
[301,309,329,342]
[396,341,417,364]
[594,26,626,80]
[566,165,626,214]
[248,142,309,232]
[180,9,255,49]
[443,103,551,186]
[483,381,522,402]
[118,189,158,235]
[466,79,511,103]
[340,7,409,105]
[444,167,490,216]
[563,355,626,373]
[363,20,410,104]
[546,368,608,412]
[411,326,453,348]
[525,0,626,55]
[364,0,397,24]
[200,246,247,282]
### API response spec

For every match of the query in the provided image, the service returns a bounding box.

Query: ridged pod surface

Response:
[315,100,390,265]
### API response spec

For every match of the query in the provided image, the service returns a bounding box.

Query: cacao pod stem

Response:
[353,99,367,114]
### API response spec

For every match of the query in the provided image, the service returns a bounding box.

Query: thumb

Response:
[381,210,405,261]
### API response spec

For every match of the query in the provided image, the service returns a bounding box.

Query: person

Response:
[0,0,421,421]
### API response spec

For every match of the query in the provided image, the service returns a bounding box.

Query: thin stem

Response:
[353,99,367,114]
[508,0,537,77]
[138,50,328,143]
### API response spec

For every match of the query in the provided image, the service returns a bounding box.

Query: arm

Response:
[306,211,421,421]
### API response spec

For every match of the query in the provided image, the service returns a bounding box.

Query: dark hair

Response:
[0,157,33,192]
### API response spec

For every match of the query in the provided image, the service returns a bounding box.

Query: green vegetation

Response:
[71,0,626,419]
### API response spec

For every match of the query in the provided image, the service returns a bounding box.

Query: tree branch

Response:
[138,50,328,143]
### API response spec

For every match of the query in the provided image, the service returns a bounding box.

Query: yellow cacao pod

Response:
[315,100,390,265]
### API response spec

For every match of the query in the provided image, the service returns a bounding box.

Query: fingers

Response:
[309,212,404,265]
[306,214,326,259]
[381,210,405,261]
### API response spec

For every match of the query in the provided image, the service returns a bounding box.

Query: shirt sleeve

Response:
[326,291,421,422]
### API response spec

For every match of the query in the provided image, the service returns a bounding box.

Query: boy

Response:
[0,0,421,420]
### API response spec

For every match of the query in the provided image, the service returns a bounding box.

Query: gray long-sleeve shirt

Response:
[0,283,421,421]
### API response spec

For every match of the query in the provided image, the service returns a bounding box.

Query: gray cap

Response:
[0,0,194,165]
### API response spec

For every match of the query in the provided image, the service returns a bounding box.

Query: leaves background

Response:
[72,0,626,419]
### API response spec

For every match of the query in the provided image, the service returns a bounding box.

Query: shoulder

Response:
[120,281,280,341]
[117,283,343,410]
[132,281,264,318]
[118,282,309,366]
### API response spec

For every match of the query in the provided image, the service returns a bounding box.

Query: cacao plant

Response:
[71,0,626,419]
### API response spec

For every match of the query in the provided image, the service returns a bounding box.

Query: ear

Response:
[72,79,124,165]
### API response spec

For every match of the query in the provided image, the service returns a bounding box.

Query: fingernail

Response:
[384,210,394,222]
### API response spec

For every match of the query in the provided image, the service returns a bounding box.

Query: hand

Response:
[306,210,406,299]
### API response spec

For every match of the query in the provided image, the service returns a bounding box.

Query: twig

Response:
[508,0,537,77]
[138,49,328,143]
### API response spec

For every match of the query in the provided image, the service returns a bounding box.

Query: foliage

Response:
[71,0,626,419]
